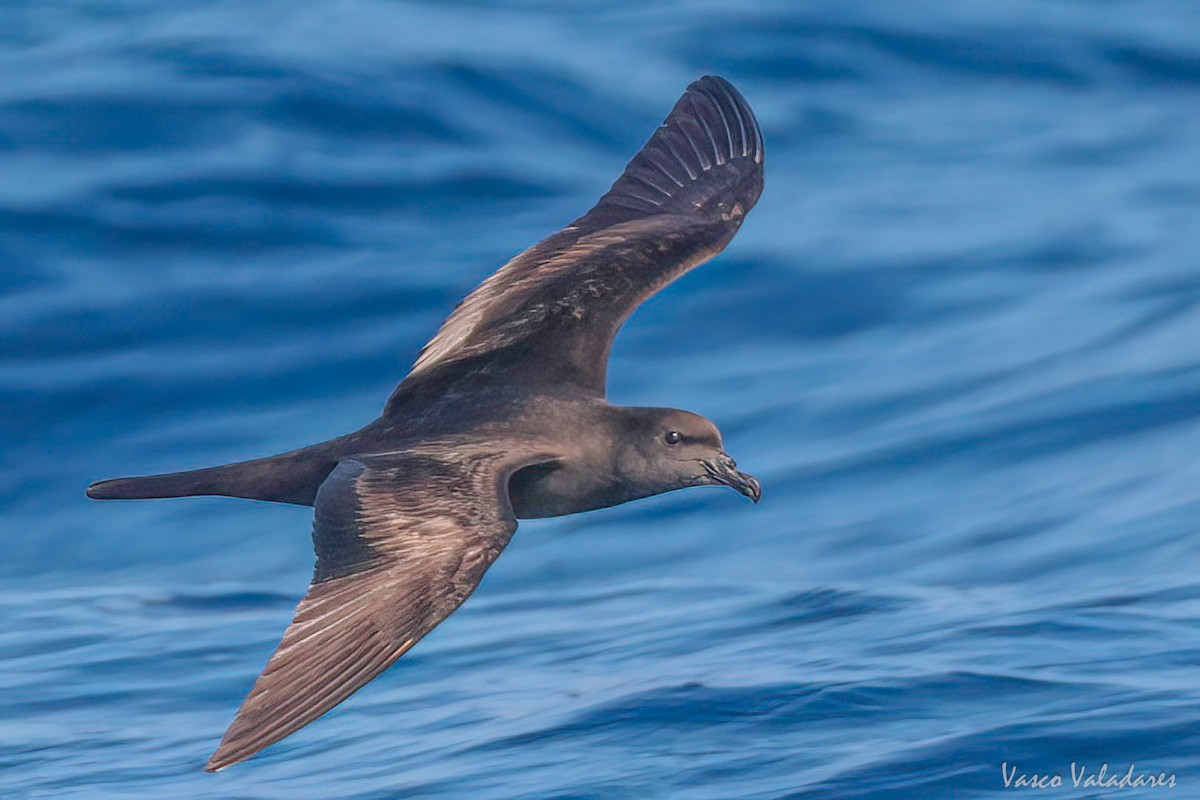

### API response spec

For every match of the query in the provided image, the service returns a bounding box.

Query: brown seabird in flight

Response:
[88,75,765,771]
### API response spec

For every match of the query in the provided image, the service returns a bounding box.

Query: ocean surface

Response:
[3,2,1200,797]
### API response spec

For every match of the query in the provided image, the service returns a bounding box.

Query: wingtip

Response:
[204,743,242,773]
[86,479,121,500]
[203,712,265,772]
[684,75,764,165]
[690,75,747,104]
[86,477,129,500]
[584,74,764,226]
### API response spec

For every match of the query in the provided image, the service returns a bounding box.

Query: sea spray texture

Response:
[3,1,1200,798]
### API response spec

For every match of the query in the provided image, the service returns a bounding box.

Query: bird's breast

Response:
[508,459,645,519]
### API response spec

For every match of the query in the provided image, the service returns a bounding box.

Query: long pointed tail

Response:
[87,449,337,507]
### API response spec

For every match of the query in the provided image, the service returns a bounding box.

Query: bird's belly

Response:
[508,461,638,519]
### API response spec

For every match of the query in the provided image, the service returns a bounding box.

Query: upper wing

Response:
[392,75,764,402]
[204,447,551,771]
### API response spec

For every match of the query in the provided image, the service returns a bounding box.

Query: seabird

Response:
[88,75,765,771]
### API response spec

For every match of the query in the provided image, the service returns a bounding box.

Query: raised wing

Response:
[204,447,551,771]
[391,75,764,403]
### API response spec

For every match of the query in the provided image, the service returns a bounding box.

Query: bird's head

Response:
[619,408,761,503]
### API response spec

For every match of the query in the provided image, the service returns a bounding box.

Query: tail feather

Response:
[87,449,336,507]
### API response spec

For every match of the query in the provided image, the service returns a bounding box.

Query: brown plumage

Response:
[87,75,765,770]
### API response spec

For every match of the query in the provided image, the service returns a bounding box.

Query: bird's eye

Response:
[664,430,682,445]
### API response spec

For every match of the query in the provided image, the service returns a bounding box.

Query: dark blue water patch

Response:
[1043,581,1200,612]
[3,49,471,151]
[815,370,1027,433]
[433,62,649,157]
[1102,43,1200,87]
[1122,271,1200,304]
[987,229,1141,273]
[0,205,344,256]
[0,258,49,294]
[961,618,1114,642]
[0,281,455,362]
[144,590,297,613]
[474,682,821,751]
[679,21,866,84]
[690,16,1094,89]
[778,382,1200,485]
[266,82,469,145]
[0,95,241,153]
[0,353,401,446]
[895,232,1142,281]
[0,633,107,662]
[763,587,909,629]
[142,41,304,82]
[701,50,866,84]
[962,517,1072,549]
[104,173,562,216]
[1034,135,1168,168]
[849,24,1092,88]
[625,258,907,353]
[480,671,1075,759]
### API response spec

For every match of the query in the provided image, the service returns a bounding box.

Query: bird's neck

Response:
[507,400,642,519]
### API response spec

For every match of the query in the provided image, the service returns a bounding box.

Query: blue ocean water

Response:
[3,1,1200,797]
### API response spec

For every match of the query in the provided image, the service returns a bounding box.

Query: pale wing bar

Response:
[398,76,764,396]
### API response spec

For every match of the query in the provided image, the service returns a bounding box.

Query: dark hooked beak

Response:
[704,452,762,503]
